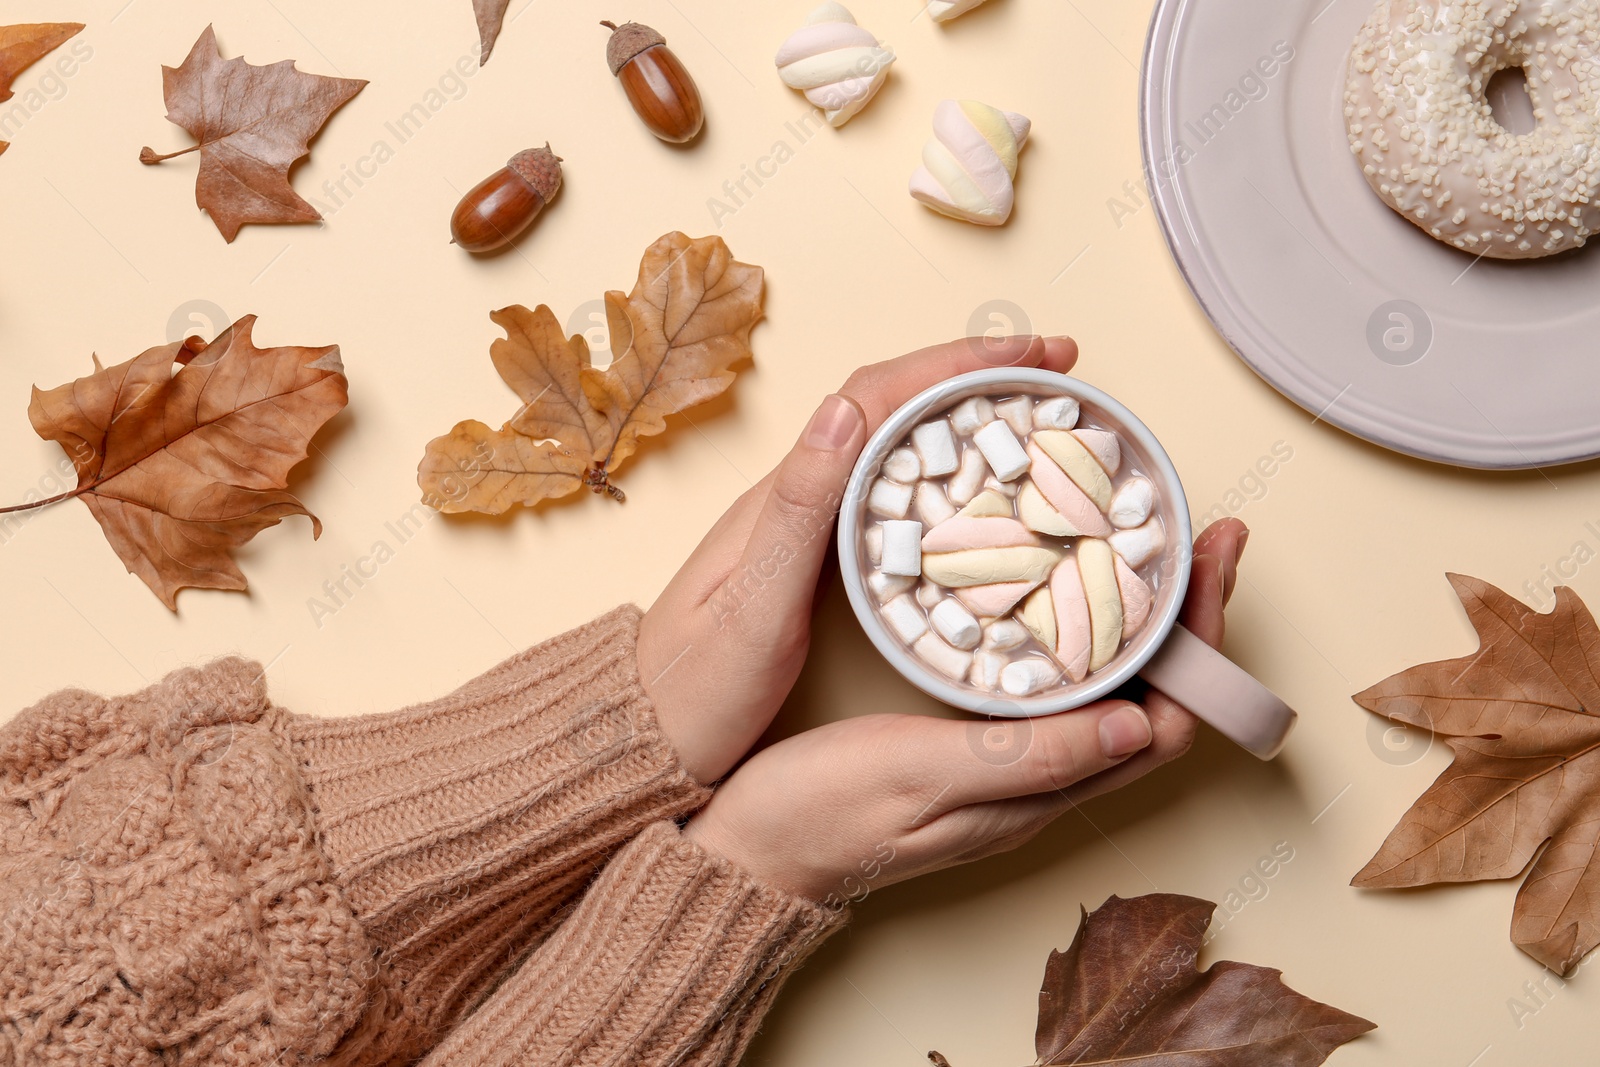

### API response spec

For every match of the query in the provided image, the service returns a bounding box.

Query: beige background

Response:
[1,0,1595,1061]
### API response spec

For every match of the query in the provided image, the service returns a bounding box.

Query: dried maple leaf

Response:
[932,894,1374,1067]
[0,23,83,156]
[418,231,763,513]
[473,0,513,64]
[5,316,347,609]
[138,26,367,242]
[1352,573,1600,975]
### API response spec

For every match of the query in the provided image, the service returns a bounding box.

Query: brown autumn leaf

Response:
[6,316,347,609]
[139,25,367,242]
[1352,573,1600,975]
[931,894,1374,1067]
[0,23,84,156]
[418,231,763,513]
[473,0,513,64]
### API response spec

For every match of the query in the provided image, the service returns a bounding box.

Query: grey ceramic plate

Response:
[1141,0,1600,469]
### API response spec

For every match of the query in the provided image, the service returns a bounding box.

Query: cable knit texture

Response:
[0,658,369,1066]
[0,605,844,1066]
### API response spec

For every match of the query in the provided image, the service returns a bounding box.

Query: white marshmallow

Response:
[868,478,913,518]
[1001,658,1060,696]
[1032,396,1080,431]
[917,579,943,609]
[914,481,958,526]
[947,446,990,505]
[972,420,1030,482]
[912,419,959,477]
[982,618,1028,650]
[984,474,1021,498]
[969,649,1007,689]
[950,396,996,435]
[882,593,929,643]
[1109,477,1154,530]
[864,524,884,564]
[869,570,915,602]
[930,598,982,650]
[995,396,1033,436]
[914,631,974,680]
[1109,520,1166,569]
[883,447,921,484]
[880,519,923,576]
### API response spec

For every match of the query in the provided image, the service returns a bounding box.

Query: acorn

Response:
[602,20,704,144]
[450,144,563,254]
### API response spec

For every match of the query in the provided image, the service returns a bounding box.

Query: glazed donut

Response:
[1345,0,1600,259]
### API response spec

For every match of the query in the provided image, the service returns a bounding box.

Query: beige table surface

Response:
[3,0,1596,1062]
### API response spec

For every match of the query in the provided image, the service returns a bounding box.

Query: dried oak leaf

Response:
[418,231,763,514]
[1353,573,1600,975]
[0,23,84,156]
[139,25,367,242]
[20,316,347,609]
[473,0,513,64]
[931,894,1374,1067]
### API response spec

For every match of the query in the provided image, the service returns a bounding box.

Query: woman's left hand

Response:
[638,334,1080,785]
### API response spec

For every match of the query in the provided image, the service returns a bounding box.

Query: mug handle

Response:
[1137,624,1297,760]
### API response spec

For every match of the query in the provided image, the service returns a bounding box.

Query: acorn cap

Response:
[602,20,666,75]
[507,144,563,202]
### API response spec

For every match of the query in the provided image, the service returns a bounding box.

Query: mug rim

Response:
[837,367,1194,718]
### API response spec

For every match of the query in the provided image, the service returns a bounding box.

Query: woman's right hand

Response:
[682,519,1248,906]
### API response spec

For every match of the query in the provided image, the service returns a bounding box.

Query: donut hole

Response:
[1486,66,1537,135]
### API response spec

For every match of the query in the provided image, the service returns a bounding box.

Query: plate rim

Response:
[1137,0,1600,471]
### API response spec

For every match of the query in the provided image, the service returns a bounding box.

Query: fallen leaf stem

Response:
[0,485,89,513]
[139,144,201,164]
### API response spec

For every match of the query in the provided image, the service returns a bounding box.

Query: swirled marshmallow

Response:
[909,99,1031,225]
[1078,539,1124,672]
[957,488,1010,518]
[926,0,996,23]
[776,3,896,128]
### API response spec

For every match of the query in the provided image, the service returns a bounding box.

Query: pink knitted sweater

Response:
[0,606,845,1065]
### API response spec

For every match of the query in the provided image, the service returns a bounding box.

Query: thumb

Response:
[725,394,867,625]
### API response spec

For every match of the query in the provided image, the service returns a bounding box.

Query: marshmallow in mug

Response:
[862,392,1167,696]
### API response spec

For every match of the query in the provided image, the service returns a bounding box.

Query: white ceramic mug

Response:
[836,368,1297,760]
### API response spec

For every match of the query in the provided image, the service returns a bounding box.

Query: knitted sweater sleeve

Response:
[416,821,847,1067]
[282,604,721,1060]
[0,604,843,1067]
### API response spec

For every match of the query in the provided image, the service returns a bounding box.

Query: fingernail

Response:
[1099,705,1152,759]
[977,334,1041,366]
[1234,528,1250,565]
[805,394,861,450]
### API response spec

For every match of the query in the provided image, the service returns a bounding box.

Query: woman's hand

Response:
[682,520,1249,905]
[638,335,1080,785]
